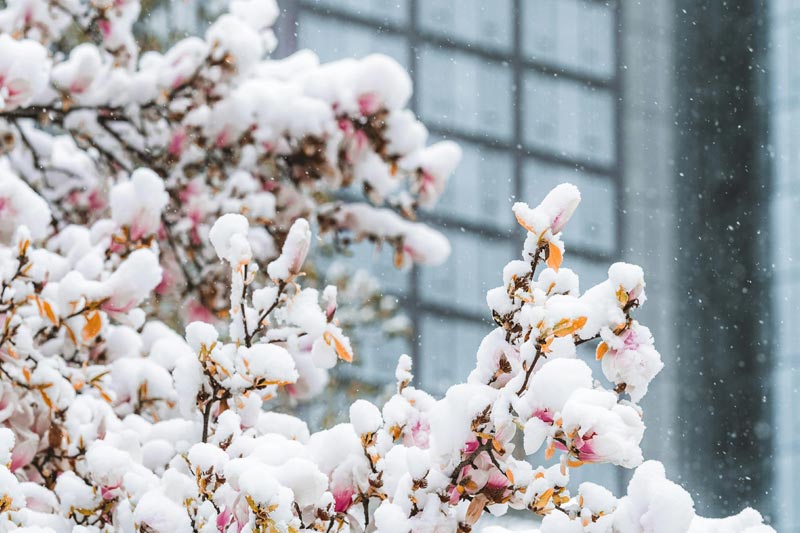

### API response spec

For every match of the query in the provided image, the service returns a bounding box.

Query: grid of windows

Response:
[292,0,622,398]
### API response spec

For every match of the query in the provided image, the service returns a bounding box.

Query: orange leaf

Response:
[82,311,102,342]
[31,295,44,315]
[567,458,585,468]
[18,238,30,256]
[535,488,554,510]
[505,468,515,484]
[541,336,554,354]
[546,241,562,271]
[22,367,31,383]
[323,331,353,363]
[42,300,57,325]
[596,342,609,360]
[40,389,54,411]
[393,248,405,269]
[515,212,535,233]
[491,437,503,453]
[544,442,555,460]
[552,316,587,337]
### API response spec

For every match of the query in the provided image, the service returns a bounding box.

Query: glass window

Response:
[578,2,615,77]
[339,239,411,295]
[418,314,490,394]
[418,0,513,52]
[345,323,411,384]
[302,0,409,26]
[522,0,615,78]
[419,230,514,314]
[434,139,515,230]
[297,12,408,66]
[524,72,615,165]
[418,46,513,140]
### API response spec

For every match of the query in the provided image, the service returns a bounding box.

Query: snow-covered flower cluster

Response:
[0,172,773,532]
[0,0,461,324]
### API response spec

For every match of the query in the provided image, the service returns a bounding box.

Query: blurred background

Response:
[140,0,794,530]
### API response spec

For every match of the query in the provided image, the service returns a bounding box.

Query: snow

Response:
[0,165,51,242]
[560,388,644,468]
[0,34,49,110]
[237,343,298,385]
[188,442,229,473]
[110,168,168,239]
[267,218,311,281]
[350,399,383,435]
[613,461,695,533]
[209,213,252,266]
[375,501,411,533]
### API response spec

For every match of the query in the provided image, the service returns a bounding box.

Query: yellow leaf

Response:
[82,311,102,342]
[546,241,562,271]
[616,285,629,306]
[596,342,609,360]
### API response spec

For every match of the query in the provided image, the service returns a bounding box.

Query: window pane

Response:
[418,315,490,394]
[522,0,615,78]
[419,230,514,314]
[418,0,513,51]
[523,73,615,165]
[297,12,408,66]
[418,47,513,140]
[302,0,409,25]
[434,139,515,230]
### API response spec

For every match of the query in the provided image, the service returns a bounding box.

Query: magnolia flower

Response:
[513,183,581,236]
[267,218,311,282]
[101,249,163,314]
[0,168,51,242]
[110,168,169,241]
[559,388,644,468]
[209,213,252,267]
[598,322,664,403]
[0,35,49,110]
